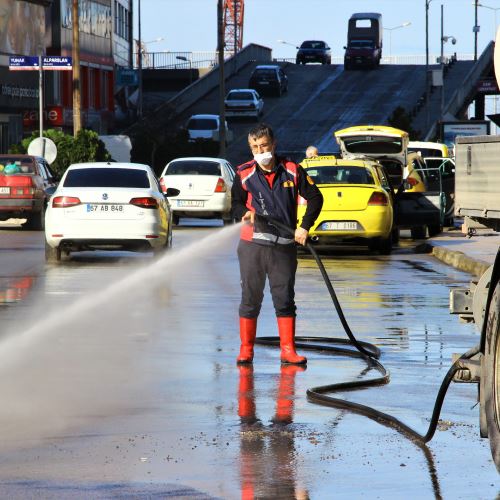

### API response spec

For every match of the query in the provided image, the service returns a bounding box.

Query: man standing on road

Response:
[231,124,323,365]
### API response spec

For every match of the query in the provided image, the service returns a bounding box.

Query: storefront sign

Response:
[0,83,38,99]
[23,106,64,127]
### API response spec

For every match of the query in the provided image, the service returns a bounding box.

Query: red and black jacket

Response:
[231,157,323,245]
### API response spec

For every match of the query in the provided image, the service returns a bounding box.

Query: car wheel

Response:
[482,278,500,471]
[173,214,180,226]
[369,236,392,255]
[391,227,400,245]
[24,207,45,231]
[410,226,427,240]
[45,240,61,263]
[428,224,443,237]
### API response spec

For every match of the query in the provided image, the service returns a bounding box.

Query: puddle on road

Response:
[0,224,241,447]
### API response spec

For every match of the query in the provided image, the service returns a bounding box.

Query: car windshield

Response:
[0,158,35,174]
[301,41,325,49]
[350,39,374,49]
[253,69,276,78]
[64,168,150,188]
[188,118,218,130]
[342,136,403,154]
[227,92,254,101]
[408,147,443,158]
[305,165,375,185]
[166,161,221,176]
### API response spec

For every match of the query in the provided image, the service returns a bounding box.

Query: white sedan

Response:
[159,157,235,225]
[224,89,264,120]
[45,162,179,262]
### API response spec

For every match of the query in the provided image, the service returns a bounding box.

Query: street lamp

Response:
[384,22,411,60]
[277,39,298,48]
[176,55,192,85]
[277,39,299,58]
[440,4,457,121]
[426,0,434,132]
[476,2,500,39]
[476,2,500,132]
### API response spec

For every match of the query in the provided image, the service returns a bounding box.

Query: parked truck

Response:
[344,12,383,70]
[450,134,500,470]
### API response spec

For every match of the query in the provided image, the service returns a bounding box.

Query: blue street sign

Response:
[9,56,40,70]
[42,56,72,70]
[8,56,73,71]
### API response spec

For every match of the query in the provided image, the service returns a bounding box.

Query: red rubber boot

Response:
[237,317,257,364]
[277,317,307,365]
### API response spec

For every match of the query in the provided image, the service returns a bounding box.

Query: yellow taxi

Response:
[408,140,450,159]
[334,125,427,192]
[298,155,394,254]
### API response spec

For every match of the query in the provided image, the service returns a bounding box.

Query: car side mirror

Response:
[46,186,57,196]
[165,188,180,198]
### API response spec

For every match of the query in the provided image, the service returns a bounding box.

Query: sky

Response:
[133,0,500,60]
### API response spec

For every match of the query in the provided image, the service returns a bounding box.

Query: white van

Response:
[186,114,233,144]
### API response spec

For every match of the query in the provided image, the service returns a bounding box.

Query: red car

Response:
[0,154,58,230]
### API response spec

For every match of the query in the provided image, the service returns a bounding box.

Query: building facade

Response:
[0,0,133,152]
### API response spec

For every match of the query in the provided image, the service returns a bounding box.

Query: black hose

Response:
[255,216,480,444]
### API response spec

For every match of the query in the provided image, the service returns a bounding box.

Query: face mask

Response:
[254,151,273,168]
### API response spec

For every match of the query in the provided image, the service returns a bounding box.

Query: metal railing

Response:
[135,51,476,69]
[275,53,475,65]
[133,51,234,69]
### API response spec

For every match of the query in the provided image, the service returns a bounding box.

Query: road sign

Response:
[9,56,40,71]
[28,137,58,165]
[42,56,72,71]
[117,68,138,86]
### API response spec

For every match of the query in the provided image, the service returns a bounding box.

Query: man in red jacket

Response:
[231,123,323,365]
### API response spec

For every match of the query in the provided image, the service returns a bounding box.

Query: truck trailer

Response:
[344,12,383,70]
[450,134,500,470]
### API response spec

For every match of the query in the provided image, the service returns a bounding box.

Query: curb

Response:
[429,245,491,278]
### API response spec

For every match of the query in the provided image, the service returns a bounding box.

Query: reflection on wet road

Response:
[0,221,498,498]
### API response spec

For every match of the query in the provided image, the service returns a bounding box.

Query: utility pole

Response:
[38,53,43,139]
[425,0,432,133]
[233,1,237,56]
[218,0,226,157]
[138,0,143,119]
[474,0,479,61]
[72,0,82,136]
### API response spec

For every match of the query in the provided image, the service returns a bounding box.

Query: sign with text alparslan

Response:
[9,56,73,71]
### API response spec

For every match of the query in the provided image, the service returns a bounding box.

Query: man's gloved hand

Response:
[295,227,308,246]
[242,211,255,224]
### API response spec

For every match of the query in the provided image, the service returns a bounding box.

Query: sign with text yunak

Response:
[9,56,72,71]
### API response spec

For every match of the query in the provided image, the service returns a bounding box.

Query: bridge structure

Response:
[125,42,497,171]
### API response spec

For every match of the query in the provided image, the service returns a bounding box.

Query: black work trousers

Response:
[237,240,297,318]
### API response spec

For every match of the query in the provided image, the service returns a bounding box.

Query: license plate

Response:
[322,221,358,230]
[0,187,9,194]
[177,200,204,207]
[86,203,124,213]
[258,81,269,85]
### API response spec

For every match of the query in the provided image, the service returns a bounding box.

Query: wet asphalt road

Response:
[0,220,498,499]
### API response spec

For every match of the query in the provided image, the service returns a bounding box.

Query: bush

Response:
[9,129,111,177]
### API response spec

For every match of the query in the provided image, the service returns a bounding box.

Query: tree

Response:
[9,129,111,177]
[387,106,422,140]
